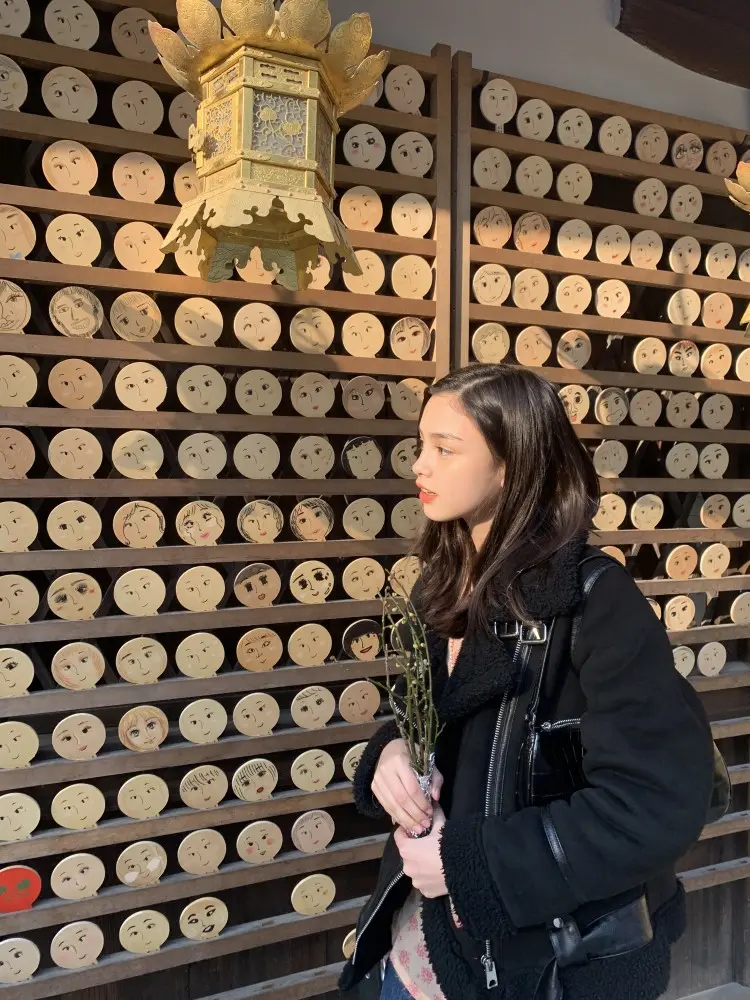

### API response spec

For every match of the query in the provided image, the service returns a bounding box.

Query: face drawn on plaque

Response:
[234,433,281,478]
[290,372,335,417]
[516,98,554,140]
[0,647,33,697]
[289,560,334,604]
[291,685,336,730]
[595,225,630,265]
[700,443,730,479]
[705,242,736,280]
[175,633,224,678]
[628,229,663,270]
[633,177,670,218]
[630,494,664,530]
[51,853,105,900]
[387,378,425,422]
[233,563,281,609]
[0,0,30,36]
[702,293,733,330]
[113,500,165,548]
[114,221,165,271]
[118,704,168,752]
[290,498,334,541]
[0,502,36,555]
[112,430,164,479]
[0,937,39,983]
[343,249,386,295]
[48,429,102,480]
[290,435,335,479]
[668,340,700,377]
[178,432,227,479]
[180,764,228,810]
[595,279,629,319]
[701,494,730,528]
[391,254,433,298]
[111,6,158,60]
[701,393,732,431]
[42,66,97,121]
[179,897,228,942]
[558,385,589,424]
[556,219,593,261]
[179,699,227,744]
[342,123,386,169]
[479,77,518,126]
[49,359,102,409]
[555,329,590,370]
[178,829,226,875]
[670,184,702,223]
[51,783,105,830]
[555,275,592,315]
[112,80,164,133]
[389,555,421,598]
[235,370,282,416]
[473,147,512,191]
[115,362,167,411]
[175,297,223,346]
[342,557,386,601]
[513,211,550,253]
[51,642,104,690]
[390,497,424,540]
[237,500,283,543]
[634,123,668,163]
[173,161,201,206]
[233,301,281,350]
[391,438,418,479]
[116,636,167,684]
[45,0,99,47]
[47,572,101,621]
[113,568,166,616]
[0,721,37,768]
[291,750,336,793]
[176,565,225,612]
[291,873,336,915]
[233,693,280,736]
[391,192,433,238]
[175,229,206,277]
[50,286,104,339]
[339,185,383,232]
[512,269,549,311]
[176,500,224,546]
[629,389,661,427]
[169,92,198,139]
[597,115,631,156]
[42,140,97,194]
[592,494,627,531]
[0,790,39,842]
[594,387,628,426]
[287,623,332,667]
[363,74,383,105]
[665,442,699,479]
[342,312,385,357]
[701,343,732,379]
[0,428,34,480]
[515,155,553,197]
[340,497,385,541]
[292,810,335,854]
[0,356,35,407]
[706,140,737,177]
[473,206,512,249]
[339,679,380,723]
[556,163,592,205]
[385,64,425,114]
[0,204,33,260]
[556,107,592,148]
[342,376,385,419]
[119,910,170,954]
[343,620,381,661]
[112,152,165,203]
[236,820,283,864]
[0,280,29,333]
[232,758,278,801]
[52,713,105,761]
[341,436,383,479]
[671,132,703,171]
[50,921,104,970]
[390,316,431,359]
[669,236,701,275]
[236,627,283,672]
[110,291,162,342]
[116,841,167,887]
[118,773,169,819]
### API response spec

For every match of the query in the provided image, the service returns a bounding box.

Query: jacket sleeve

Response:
[439,564,715,938]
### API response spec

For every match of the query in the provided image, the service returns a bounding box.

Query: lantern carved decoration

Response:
[148,0,387,290]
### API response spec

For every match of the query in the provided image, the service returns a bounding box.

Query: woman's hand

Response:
[371,738,443,836]
[394,804,448,898]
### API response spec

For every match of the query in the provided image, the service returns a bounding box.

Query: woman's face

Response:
[412,393,503,525]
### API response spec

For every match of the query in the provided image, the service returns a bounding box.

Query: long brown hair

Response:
[415,364,599,636]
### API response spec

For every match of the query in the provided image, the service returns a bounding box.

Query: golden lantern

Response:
[148,0,388,290]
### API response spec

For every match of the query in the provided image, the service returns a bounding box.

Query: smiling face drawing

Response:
[48,572,101,621]
[111,6,157,60]
[390,316,431,360]
[175,632,225,678]
[232,692,280,736]
[629,229,663,269]
[0,428,33,479]
[558,384,589,424]
[338,679,380,723]
[180,765,228,810]
[291,686,336,730]
[178,829,226,875]
[232,758,278,801]
[179,699,227,744]
[0,575,37,625]
[343,249,385,295]
[175,297,223,346]
[595,279,629,319]
[705,242,736,280]
[665,442,699,479]
[112,430,164,479]
[556,163,592,204]
[45,0,99,48]
[175,566,225,612]
[0,721,38,769]
[48,428,103,478]
[472,147,512,191]
[236,820,283,864]
[0,791,39,842]
[390,497,424,540]
[342,557,385,600]
[291,873,336,915]
[0,206,34,260]
[113,500,165,548]
[0,647,33,697]
[471,206,512,251]
[237,500,283,543]
[669,236,701,275]
[701,393,732,430]
[51,783,105,830]
[343,620,381,661]
[119,910,170,954]
[113,80,163,132]
[343,124,386,169]
[516,98,553,140]
[701,344,732,379]
[235,369,282,416]
[173,161,201,206]
[51,642,104,690]
[233,301,281,350]
[288,623,332,667]
[290,435,334,478]
[176,500,224,546]
[233,433,281,478]
[50,286,104,339]
[42,140,97,193]
[633,178,668,217]
[0,502,36,554]
[114,221,165,271]
[117,773,169,819]
[52,713,105,760]
[0,356,35,407]
[289,560,334,604]
[512,211,550,254]
[339,185,383,231]
[51,853,105,900]
[700,494,731,529]
[391,192,433,238]
[48,359,102,409]
[50,921,104,970]
[178,432,226,479]
[113,568,166,616]
[341,497,385,540]
[391,131,433,177]
[391,254,433,298]
[290,498,333,541]
[116,841,167,886]
[0,0,30,35]
[42,66,97,121]
[110,291,162,342]
[515,155,553,197]
[595,225,630,265]
[635,124,668,163]
[594,388,628,426]
[115,362,167,411]
[115,636,168,684]
[233,564,281,609]
[0,937,39,983]
[118,704,168,751]
[592,494,626,531]
[700,443,729,479]
[112,152,165,203]
[513,269,549,310]
[291,372,335,417]
[0,280,29,333]
[670,184,702,223]
[343,437,383,479]
[557,107,592,148]
[557,219,593,260]
[236,627,283,672]
[478,77,517,126]
[706,140,737,177]
[291,807,335,852]
[385,64,425,113]
[341,312,385,358]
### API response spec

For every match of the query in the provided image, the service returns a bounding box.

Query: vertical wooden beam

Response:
[431,43,453,379]
[451,50,474,371]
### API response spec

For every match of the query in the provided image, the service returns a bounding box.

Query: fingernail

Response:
[412,827,422,837]
[421,819,431,829]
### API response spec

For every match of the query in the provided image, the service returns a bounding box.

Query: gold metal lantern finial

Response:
[148,0,388,289]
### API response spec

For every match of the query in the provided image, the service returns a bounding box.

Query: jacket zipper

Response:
[540,718,580,730]
[351,869,405,968]
[481,635,524,989]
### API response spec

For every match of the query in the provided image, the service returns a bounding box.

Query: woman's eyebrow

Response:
[427,431,463,442]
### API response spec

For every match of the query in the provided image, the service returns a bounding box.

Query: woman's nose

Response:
[412,451,427,476]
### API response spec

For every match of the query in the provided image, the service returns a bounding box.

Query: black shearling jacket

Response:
[338,543,715,1000]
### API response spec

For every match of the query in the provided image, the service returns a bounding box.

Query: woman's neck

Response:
[469,517,492,552]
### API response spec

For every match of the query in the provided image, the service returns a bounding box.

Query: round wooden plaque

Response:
[113,567,166,616]
[479,78,517,126]
[0,501,36,555]
[705,242,736,280]
[51,642,104,690]
[556,219,593,259]
[45,0,99,47]
[112,80,163,133]
[556,329,591,369]
[176,500,224,547]
[175,297,223,346]
[665,544,698,580]
[115,362,167,411]
[343,497,386,539]
[633,337,667,374]
[169,92,197,139]
[633,178,668,217]
[513,269,549,310]
[341,375,385,419]
[630,493,664,529]
[111,7,158,61]
[51,783,105,830]
[179,897,228,941]
[700,494,731,528]
[673,646,695,677]
[290,306,335,354]
[173,161,200,206]
[664,595,695,631]
[671,132,703,170]
[389,554,421,598]
[557,107,592,148]
[343,743,368,781]
[343,249,385,294]
[594,387,629,426]
[112,152,165,203]
[118,704,168,752]
[699,443,729,479]
[342,557,386,601]
[0,0,30,36]
[175,565,225,612]
[391,191,433,237]
[595,279,629,318]
[232,758,278,801]
[665,442,699,479]
[234,433,281,478]
[289,498,333,542]
[110,291,162,342]
[0,54,26,112]
[118,910,169,954]
[0,720,37,769]
[113,499,165,548]
[179,698,227,744]
[595,224,630,265]
[730,593,750,625]
[0,574,38,625]
[236,627,284,672]
[342,123,386,169]
[45,213,100,266]
[237,500,283,543]
[513,211,550,253]
[177,365,226,413]
[472,322,510,363]
[516,98,554,140]
[175,632,225,678]
[470,207,511,252]
[700,542,731,579]
[391,497,424,539]
[0,355,35,406]
[48,428,102,479]
[178,829,226,875]
[390,316,431,360]
[473,147,512,190]
[664,389,697,431]
[0,792,39,842]
[112,429,164,479]
[668,340,700,376]
[291,873,336,915]
[515,325,552,366]
[180,764,228,810]
[174,231,203,276]
[702,293,733,330]
[343,619,380,661]
[0,936,39,983]
[235,369,282,416]
[669,236,701,275]
[389,437,417,479]
[51,921,104,969]
[288,623,332,667]
[51,853,105,900]
[629,229,663,269]
[634,123,668,163]
[47,572,102,621]
[233,563,282,609]
[178,432,227,479]
[738,248,750,283]
[236,820,283,864]
[556,163,593,204]
[290,372,335,418]
[701,343,732,379]
[0,428,34,479]
[598,116,631,156]
[0,647,33,697]
[114,221,165,272]
[115,636,168,684]
[629,389,662,427]
[341,312,384,357]
[592,440,628,478]
[667,290,701,327]
[50,286,103,341]
[515,155,553,197]
[737,348,750,382]
[701,393,732,430]
[289,560,334,604]
[0,279,30,333]
[117,774,169,819]
[115,840,167,886]
[388,377,425,420]
[48,358,102,410]
[42,66,97,121]
[292,809,335,852]
[669,184,702,223]
[705,140,737,177]
[385,64,425,114]
[339,185,383,231]
[592,493,627,530]
[697,642,727,678]
[391,131,433,177]
[291,751,335,793]
[555,274,592,314]
[233,301,282,351]
[291,685,336,730]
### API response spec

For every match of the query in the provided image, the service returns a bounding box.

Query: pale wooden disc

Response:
[0,428,34,479]
[341,557,385,601]
[0,720,37,768]
[233,301,282,351]
[595,279,629,318]
[0,501,36,555]
[629,230,663,269]
[232,758,278,801]
[671,132,704,170]
[700,542,730,579]
[180,765,228,810]
[342,375,385,419]
[292,809,335,851]
[705,242,736,280]
[290,498,334,540]
[389,554,421,598]
[633,337,667,375]
[479,78,517,126]
[515,155,553,197]
[177,365,226,413]
[113,567,166,616]
[391,131,433,177]
[0,55,26,112]
[629,389,662,427]
[0,355,34,407]
[556,163,593,204]
[45,0,98,47]
[700,494,730,528]
[306,255,331,290]
[0,936,39,982]
[515,325,552,366]
[633,178,668,217]
[291,685,336,730]
[737,348,750,382]
[512,269,549,310]
[117,703,168,751]
[112,80,163,133]
[595,225,631,265]
[598,116,632,156]
[0,646,33,696]
[0,792,39,842]
[237,628,284,673]
[235,370,282,416]
[173,161,201,206]
[664,595,695,631]
[236,820,283,864]
[111,7,158,61]
[112,152,165,203]
[705,140,737,178]
[42,66,97,121]
[630,493,664,529]
[516,98,554,140]
[594,387,628,426]
[634,124,669,163]
[113,500,165,549]
[289,560,334,604]
[342,312,384,357]
[670,184,702,223]
[115,840,167,886]
[557,219,593,259]
[602,545,625,565]
[343,249,386,294]
[556,107,593,148]
[233,563,282,608]
[117,773,169,818]
[110,291,162,342]
[363,75,383,105]
[697,642,727,677]
[290,372,335,418]
[513,211,551,253]
[730,592,750,625]
[739,249,750,282]
[0,0,30,36]
[473,147,512,190]
[667,291,701,327]
[115,362,167,411]
[232,693,280,736]
[673,646,695,677]
[175,565,225,612]
[233,433,281,479]
[0,279,30,332]
[339,679,380,723]
[291,750,336,792]
[179,896,228,941]
[291,873,336,915]
[472,322,510,363]
[48,428,102,479]
[114,221,164,272]
[391,497,424,539]
[668,340,700,377]
[669,236,701,275]
[289,307,335,354]
[390,316,431,359]
[287,623,332,667]
[593,440,628,478]
[343,497,386,539]
[555,274,592,314]
[174,297,223,347]
[558,384,589,424]
[555,330,590,371]
[342,123,386,170]
[391,192,433,237]
[175,632,225,678]
[342,620,380,661]
[48,358,102,410]
[119,910,170,953]
[236,246,278,284]
[51,783,105,830]
[169,92,197,139]
[51,642,104,690]
[343,928,357,960]
[339,185,383,231]
[701,344,732,380]
[176,500,225,547]
[112,429,164,479]
[290,434,334,478]
[115,636,167,684]
[473,206,512,249]
[179,698,227,744]
[699,443,729,479]
[390,377,427,420]
[733,494,750,527]
[178,432,227,479]
[665,544,698,579]
[665,391,699,428]
[48,572,101,621]
[665,441,698,479]
[46,213,100,266]
[51,853,105,900]
[51,921,104,969]
[385,64,425,114]
[343,742,368,781]
[237,500,283,543]
[0,206,32,264]
[50,284,103,337]
[178,829,226,875]
[389,437,417,479]
[701,293,733,330]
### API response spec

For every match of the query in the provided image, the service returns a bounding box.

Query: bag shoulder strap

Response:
[569,553,620,663]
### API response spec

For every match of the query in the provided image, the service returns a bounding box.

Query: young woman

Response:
[339,365,715,1000]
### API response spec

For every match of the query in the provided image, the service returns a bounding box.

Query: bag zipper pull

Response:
[482,952,499,989]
